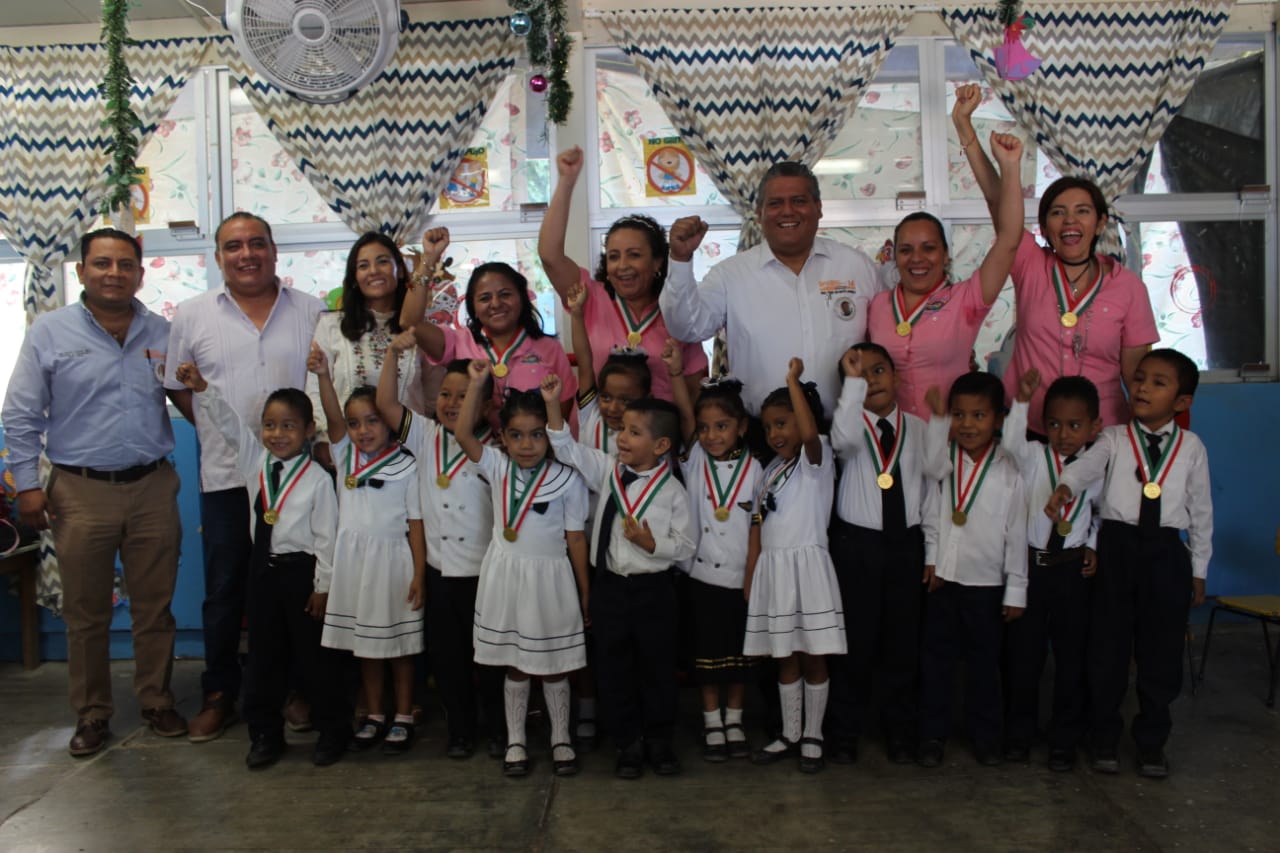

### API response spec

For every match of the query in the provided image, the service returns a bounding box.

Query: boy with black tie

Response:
[1047,348,1212,779]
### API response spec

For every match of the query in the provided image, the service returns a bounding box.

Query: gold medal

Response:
[714,507,731,522]
[876,472,894,490]
[492,363,509,378]
[503,527,518,542]
[436,473,451,489]
[627,331,643,347]
[1056,520,1073,537]
[625,515,638,526]
[951,509,967,526]
[1143,482,1162,500]
[263,509,279,525]
[344,475,357,490]
[895,321,912,337]
[1060,311,1078,328]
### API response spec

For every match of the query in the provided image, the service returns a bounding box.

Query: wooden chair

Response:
[0,543,41,670]
[1197,595,1280,707]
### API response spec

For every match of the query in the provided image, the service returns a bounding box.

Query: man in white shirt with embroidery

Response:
[661,162,884,418]
[164,213,324,742]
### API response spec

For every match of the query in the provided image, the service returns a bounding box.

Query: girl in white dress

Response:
[454,360,591,779]
[310,347,426,756]
[744,358,846,773]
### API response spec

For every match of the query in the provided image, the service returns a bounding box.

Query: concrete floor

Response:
[0,624,1276,851]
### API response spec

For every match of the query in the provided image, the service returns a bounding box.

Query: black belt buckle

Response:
[57,459,163,484]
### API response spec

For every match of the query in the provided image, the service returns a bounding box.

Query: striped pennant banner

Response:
[603,6,911,250]
[944,2,1231,258]
[219,19,519,245]
[0,37,212,321]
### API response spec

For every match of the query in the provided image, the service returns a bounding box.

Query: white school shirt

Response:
[680,442,761,589]
[330,433,421,528]
[165,284,323,492]
[1058,421,1213,579]
[830,376,939,562]
[549,426,696,576]
[576,392,616,522]
[923,417,1029,608]
[661,237,883,415]
[756,437,836,552]
[399,410,493,577]
[1002,400,1104,552]
[196,387,337,592]
[477,445,589,555]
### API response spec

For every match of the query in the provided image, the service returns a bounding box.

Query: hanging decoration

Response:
[994,0,1042,81]
[509,0,572,125]
[98,0,145,221]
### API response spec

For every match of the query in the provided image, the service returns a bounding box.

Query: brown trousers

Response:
[48,462,181,722]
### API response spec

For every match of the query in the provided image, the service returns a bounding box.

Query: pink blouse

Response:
[868,271,992,420]
[570,268,709,402]
[1006,231,1159,433]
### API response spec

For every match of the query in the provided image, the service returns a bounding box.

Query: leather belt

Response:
[54,459,166,484]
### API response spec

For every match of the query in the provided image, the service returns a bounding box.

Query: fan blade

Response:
[268,37,308,83]
[325,0,384,29]
[323,36,368,79]
[243,0,296,27]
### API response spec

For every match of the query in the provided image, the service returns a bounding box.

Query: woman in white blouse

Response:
[309,232,425,466]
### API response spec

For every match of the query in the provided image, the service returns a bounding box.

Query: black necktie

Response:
[595,469,639,572]
[1138,431,1163,534]
[878,417,907,536]
[1045,453,1075,553]
[251,460,284,571]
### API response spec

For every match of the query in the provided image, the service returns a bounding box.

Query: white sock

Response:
[763,680,803,754]
[504,676,529,751]
[543,679,571,749]
[724,707,745,742]
[576,696,596,736]
[802,680,829,758]
[703,709,725,745]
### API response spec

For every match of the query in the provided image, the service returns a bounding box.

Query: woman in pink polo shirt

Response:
[400,229,576,429]
[539,146,708,402]
[868,132,1028,419]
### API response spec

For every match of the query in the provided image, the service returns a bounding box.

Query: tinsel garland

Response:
[99,0,143,217]
[515,0,572,125]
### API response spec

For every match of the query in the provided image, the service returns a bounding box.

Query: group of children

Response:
[174,281,1211,782]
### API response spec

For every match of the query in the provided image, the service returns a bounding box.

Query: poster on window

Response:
[644,137,696,197]
[441,147,490,209]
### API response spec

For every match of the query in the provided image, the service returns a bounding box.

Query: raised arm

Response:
[566,281,596,395]
[830,349,867,459]
[953,83,1001,222]
[538,146,588,301]
[659,216,725,344]
[308,343,346,444]
[787,358,822,465]
[399,227,451,360]
[453,360,491,464]
[542,373,567,432]
[976,132,1028,305]
[922,386,953,481]
[1001,368,1040,474]
[661,337,696,446]
[376,328,416,430]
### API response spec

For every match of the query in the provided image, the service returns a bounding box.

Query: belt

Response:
[1030,546,1086,568]
[54,459,166,484]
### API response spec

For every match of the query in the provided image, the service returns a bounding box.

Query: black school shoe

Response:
[313,728,352,766]
[246,734,286,770]
[1090,745,1120,774]
[798,737,825,774]
[615,741,645,780]
[447,735,476,760]
[645,739,682,776]
[1136,747,1169,779]
[916,738,945,768]
[1048,746,1076,772]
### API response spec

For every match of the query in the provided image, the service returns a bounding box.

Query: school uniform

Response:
[827,377,938,748]
[680,442,762,685]
[1058,420,1212,753]
[195,388,351,743]
[919,417,1028,750]
[549,426,697,749]
[745,438,847,658]
[399,410,499,743]
[1001,400,1104,752]
[472,445,590,677]
[321,434,423,658]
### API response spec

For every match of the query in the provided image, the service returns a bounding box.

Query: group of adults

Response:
[2,83,1157,757]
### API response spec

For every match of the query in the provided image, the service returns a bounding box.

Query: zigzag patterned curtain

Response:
[944,1,1232,257]
[219,19,519,244]
[0,37,211,320]
[602,6,912,248]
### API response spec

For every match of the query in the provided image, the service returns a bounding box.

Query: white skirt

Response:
[322,529,424,658]
[473,547,587,676]
[744,544,847,657]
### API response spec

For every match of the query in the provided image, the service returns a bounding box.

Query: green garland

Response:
[99,0,143,218]
[520,0,572,126]
[998,0,1022,27]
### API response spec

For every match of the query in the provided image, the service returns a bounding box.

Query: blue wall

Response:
[1,383,1277,661]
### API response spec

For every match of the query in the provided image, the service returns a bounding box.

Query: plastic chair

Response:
[1197,595,1280,707]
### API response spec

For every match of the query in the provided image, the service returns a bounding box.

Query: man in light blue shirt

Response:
[2,228,188,757]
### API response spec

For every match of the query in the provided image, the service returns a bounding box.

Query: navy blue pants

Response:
[199,487,252,699]
[919,581,1004,747]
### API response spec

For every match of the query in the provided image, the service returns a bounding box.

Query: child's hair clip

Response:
[607,345,649,360]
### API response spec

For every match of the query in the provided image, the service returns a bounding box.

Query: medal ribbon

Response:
[1127,422,1183,491]
[860,410,904,479]
[346,443,400,486]
[610,462,671,522]
[483,329,528,373]
[891,280,947,332]
[949,442,997,516]
[1044,447,1087,525]
[756,455,800,508]
[502,459,550,536]
[594,419,611,454]
[260,455,310,516]
[435,429,471,483]
[612,296,661,340]
[1051,259,1104,318]
[703,453,751,516]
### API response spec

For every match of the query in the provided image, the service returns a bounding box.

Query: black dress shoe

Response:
[646,740,682,776]
[615,742,644,779]
[1090,746,1120,774]
[751,737,798,765]
[1047,747,1076,772]
[829,739,858,765]
[1136,747,1169,779]
[246,735,286,770]
[552,742,579,777]
[798,737,826,774]
[702,727,729,763]
[503,743,530,777]
[887,738,916,765]
[917,738,945,768]
[313,729,351,766]
[724,723,751,759]
[1003,741,1030,763]
[447,736,476,760]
